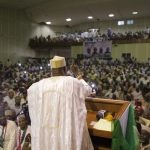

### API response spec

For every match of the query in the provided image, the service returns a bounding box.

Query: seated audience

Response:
[0,55,149,150]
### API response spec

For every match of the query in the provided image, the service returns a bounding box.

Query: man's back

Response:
[28,76,93,150]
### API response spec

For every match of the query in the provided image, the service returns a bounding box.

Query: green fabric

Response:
[112,105,139,150]
[125,105,140,150]
[112,120,130,150]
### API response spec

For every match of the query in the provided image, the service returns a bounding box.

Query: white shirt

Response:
[0,120,17,150]
[28,76,93,150]
[14,106,22,115]
[132,91,143,100]
[3,96,15,110]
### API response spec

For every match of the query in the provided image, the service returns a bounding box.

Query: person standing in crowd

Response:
[28,56,94,150]
[14,96,22,116]
[0,107,17,150]
[4,109,16,121]
[3,89,15,110]
[16,114,31,150]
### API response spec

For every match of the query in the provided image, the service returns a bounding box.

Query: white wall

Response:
[0,8,37,63]
[29,24,71,58]
[0,8,150,63]
[0,8,69,63]
[71,17,150,34]
[30,17,150,36]
[71,43,150,62]
[50,47,71,58]
[30,24,69,38]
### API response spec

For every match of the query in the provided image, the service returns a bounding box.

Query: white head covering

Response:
[5,109,13,116]
[8,89,15,94]
[50,56,66,69]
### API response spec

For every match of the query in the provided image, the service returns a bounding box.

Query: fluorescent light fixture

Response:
[46,21,51,25]
[66,18,72,22]
[132,11,138,15]
[48,63,50,67]
[127,19,134,25]
[108,14,114,17]
[88,16,93,19]
[118,20,124,26]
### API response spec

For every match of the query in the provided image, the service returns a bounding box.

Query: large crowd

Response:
[0,56,150,149]
[29,30,150,49]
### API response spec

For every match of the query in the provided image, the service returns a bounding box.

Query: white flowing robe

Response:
[28,76,94,150]
[0,120,17,150]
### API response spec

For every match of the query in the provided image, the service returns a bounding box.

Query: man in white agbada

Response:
[0,107,17,150]
[28,56,94,150]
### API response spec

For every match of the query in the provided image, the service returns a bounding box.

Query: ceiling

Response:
[0,0,150,26]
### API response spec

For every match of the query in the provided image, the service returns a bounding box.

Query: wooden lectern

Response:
[85,97,130,150]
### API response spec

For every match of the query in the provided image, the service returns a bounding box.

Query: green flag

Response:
[126,105,140,150]
[112,105,139,150]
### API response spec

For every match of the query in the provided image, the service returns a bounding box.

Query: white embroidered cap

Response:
[50,56,66,69]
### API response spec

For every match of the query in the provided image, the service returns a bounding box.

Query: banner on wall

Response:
[83,41,112,58]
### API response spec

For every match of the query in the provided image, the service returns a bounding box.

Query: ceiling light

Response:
[132,11,138,15]
[66,18,72,22]
[46,21,51,25]
[118,20,125,26]
[88,16,93,19]
[108,14,114,17]
[127,19,134,25]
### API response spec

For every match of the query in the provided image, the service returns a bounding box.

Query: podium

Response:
[85,97,130,150]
